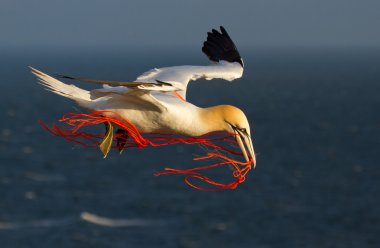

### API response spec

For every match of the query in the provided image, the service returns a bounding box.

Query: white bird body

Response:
[92,93,205,136]
[31,26,256,166]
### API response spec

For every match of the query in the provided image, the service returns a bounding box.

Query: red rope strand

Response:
[40,110,254,191]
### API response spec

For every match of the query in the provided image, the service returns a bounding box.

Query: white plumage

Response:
[134,61,243,99]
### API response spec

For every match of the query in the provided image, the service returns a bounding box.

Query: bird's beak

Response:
[234,129,256,168]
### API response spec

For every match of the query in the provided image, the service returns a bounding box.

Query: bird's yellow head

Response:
[205,105,256,167]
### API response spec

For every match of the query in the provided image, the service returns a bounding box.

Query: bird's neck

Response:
[198,105,229,134]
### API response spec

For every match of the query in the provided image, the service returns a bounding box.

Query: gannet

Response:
[30,26,256,167]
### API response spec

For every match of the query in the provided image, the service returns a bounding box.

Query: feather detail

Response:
[202,26,244,67]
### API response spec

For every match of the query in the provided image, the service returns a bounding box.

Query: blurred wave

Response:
[0,212,163,230]
[80,212,163,227]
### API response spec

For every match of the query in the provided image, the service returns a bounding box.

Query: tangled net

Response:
[40,110,253,191]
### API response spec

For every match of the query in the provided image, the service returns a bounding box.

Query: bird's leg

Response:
[99,121,114,158]
[116,129,129,154]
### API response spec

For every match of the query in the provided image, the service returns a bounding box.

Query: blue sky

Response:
[1,0,379,49]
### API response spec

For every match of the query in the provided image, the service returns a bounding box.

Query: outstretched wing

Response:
[57,26,243,101]
[55,74,180,92]
[134,26,244,99]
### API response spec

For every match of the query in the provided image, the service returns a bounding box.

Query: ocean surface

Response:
[0,47,379,247]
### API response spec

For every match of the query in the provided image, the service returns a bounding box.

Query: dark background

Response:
[0,1,379,247]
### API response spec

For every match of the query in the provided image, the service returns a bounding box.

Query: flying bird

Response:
[30,26,256,169]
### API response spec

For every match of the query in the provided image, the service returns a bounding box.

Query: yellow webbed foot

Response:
[99,121,114,158]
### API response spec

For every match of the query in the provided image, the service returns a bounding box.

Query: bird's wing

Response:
[89,88,167,113]
[55,74,181,92]
[53,73,177,111]
[56,26,243,101]
[202,26,244,67]
[134,26,244,100]
[135,63,243,100]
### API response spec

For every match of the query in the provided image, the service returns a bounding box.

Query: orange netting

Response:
[40,110,253,191]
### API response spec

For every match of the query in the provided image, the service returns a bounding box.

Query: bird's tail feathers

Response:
[30,67,91,106]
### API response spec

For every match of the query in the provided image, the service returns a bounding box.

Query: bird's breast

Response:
[103,101,207,136]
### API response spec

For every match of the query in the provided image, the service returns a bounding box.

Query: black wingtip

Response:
[201,26,243,68]
[54,74,76,80]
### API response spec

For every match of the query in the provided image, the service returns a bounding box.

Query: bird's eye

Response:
[240,128,246,133]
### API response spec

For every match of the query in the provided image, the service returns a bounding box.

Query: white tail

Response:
[30,67,91,106]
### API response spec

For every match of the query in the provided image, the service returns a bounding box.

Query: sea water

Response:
[0,47,379,247]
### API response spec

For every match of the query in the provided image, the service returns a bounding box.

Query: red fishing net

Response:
[40,110,253,191]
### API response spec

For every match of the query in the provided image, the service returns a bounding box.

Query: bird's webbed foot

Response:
[99,121,113,158]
